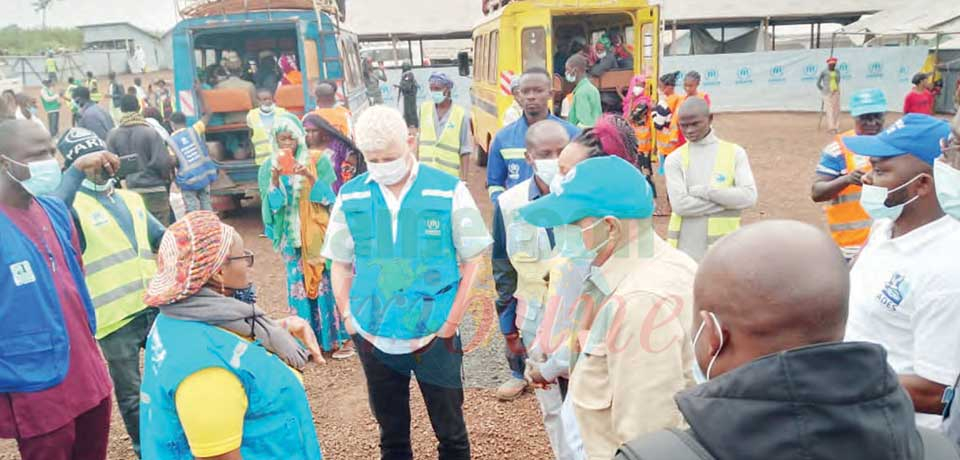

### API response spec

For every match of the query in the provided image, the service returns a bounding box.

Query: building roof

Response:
[76,22,163,40]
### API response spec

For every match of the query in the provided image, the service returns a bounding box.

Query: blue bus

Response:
[170,8,367,201]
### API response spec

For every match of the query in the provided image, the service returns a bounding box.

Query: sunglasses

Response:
[227,250,255,268]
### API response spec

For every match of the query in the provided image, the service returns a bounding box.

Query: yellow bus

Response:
[468,0,660,165]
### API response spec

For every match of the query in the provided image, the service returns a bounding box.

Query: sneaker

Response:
[496,377,528,401]
[331,346,356,360]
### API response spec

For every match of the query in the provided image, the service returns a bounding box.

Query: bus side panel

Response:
[635,6,660,97]
[470,22,502,156]
[172,30,199,124]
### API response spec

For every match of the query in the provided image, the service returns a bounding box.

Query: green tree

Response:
[33,0,60,30]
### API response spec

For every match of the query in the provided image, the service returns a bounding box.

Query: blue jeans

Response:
[180,186,212,213]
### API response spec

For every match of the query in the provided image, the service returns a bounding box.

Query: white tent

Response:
[839,0,960,37]
[661,0,901,25]
[345,0,483,40]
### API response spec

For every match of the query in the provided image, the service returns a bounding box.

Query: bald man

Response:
[309,81,352,138]
[617,221,956,460]
[665,97,757,261]
[493,119,585,458]
[0,120,113,459]
[842,114,960,430]
[564,54,601,128]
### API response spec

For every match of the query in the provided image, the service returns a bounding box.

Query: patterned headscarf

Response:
[144,211,238,306]
[279,54,298,74]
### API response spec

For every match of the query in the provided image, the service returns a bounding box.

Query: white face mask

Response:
[534,159,559,186]
[691,312,724,384]
[260,103,275,114]
[632,87,643,97]
[368,155,410,186]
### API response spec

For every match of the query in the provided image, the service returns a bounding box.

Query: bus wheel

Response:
[475,143,488,167]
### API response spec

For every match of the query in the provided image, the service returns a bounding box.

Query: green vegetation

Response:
[0,26,83,56]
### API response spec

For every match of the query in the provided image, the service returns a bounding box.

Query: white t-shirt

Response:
[846,216,960,429]
[321,160,493,354]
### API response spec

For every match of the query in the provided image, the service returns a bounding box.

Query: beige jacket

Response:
[569,233,698,459]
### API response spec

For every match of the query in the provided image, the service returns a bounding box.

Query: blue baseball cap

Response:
[519,155,654,228]
[843,114,951,165]
[849,88,887,117]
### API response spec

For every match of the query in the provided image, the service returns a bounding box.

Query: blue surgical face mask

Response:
[691,312,724,384]
[859,174,923,221]
[555,219,612,262]
[935,159,960,219]
[431,90,447,104]
[232,284,258,305]
[81,178,114,193]
[3,156,62,197]
[565,72,578,83]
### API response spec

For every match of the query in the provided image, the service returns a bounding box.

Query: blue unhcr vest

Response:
[339,165,461,340]
[0,197,96,392]
[140,314,323,460]
[171,126,218,191]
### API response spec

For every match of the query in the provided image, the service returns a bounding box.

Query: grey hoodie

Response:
[677,342,923,460]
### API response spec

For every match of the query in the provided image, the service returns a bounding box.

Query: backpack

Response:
[615,427,960,460]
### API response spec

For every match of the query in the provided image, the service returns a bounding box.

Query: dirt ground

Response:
[0,106,849,458]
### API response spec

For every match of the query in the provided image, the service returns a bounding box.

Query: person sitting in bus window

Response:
[589,42,618,78]
[278,54,302,88]
[216,66,258,125]
[611,32,634,69]
[255,55,280,93]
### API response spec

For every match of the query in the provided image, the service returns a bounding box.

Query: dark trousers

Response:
[98,309,158,458]
[16,396,111,460]
[47,111,60,137]
[355,334,471,460]
[138,191,172,226]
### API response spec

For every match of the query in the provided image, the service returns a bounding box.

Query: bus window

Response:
[641,23,655,77]
[521,27,547,71]
[476,35,487,83]
[473,36,482,81]
[322,33,343,79]
[340,38,361,91]
[347,41,364,91]
[487,30,499,83]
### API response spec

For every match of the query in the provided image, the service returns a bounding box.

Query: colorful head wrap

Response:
[279,54,299,74]
[144,211,238,306]
[428,71,454,89]
[622,74,651,118]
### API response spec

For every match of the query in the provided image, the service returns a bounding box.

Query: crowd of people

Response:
[3,47,960,460]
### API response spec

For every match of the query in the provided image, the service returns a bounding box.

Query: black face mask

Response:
[232,284,258,305]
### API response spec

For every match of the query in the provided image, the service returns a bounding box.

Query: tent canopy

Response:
[839,0,960,35]
[345,0,483,40]
[661,0,901,26]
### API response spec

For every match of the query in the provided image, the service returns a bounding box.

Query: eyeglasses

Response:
[227,250,255,268]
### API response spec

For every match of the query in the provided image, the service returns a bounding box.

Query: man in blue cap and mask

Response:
[519,155,697,459]
[418,71,473,181]
[811,88,887,261]
[843,113,960,430]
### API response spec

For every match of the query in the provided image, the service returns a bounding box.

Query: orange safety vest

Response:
[824,130,873,253]
[312,106,352,139]
[634,123,652,155]
[656,94,683,156]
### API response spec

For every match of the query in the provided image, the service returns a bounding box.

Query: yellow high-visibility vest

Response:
[74,191,157,339]
[667,141,742,248]
[247,108,287,166]
[419,102,465,177]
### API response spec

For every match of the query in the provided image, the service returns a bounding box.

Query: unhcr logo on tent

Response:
[838,62,852,80]
[866,62,884,79]
[898,65,910,82]
[801,64,818,82]
[736,66,752,85]
[769,65,786,84]
[703,68,721,86]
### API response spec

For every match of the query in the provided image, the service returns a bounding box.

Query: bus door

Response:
[516,8,551,79]
[633,5,660,97]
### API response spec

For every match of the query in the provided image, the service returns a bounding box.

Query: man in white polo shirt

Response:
[843,114,960,429]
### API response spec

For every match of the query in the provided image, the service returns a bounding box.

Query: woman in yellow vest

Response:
[260,113,342,359]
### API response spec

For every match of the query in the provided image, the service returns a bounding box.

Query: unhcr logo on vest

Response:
[703,68,721,87]
[768,65,786,84]
[735,66,752,85]
[425,218,442,237]
[801,63,818,82]
[866,62,884,80]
